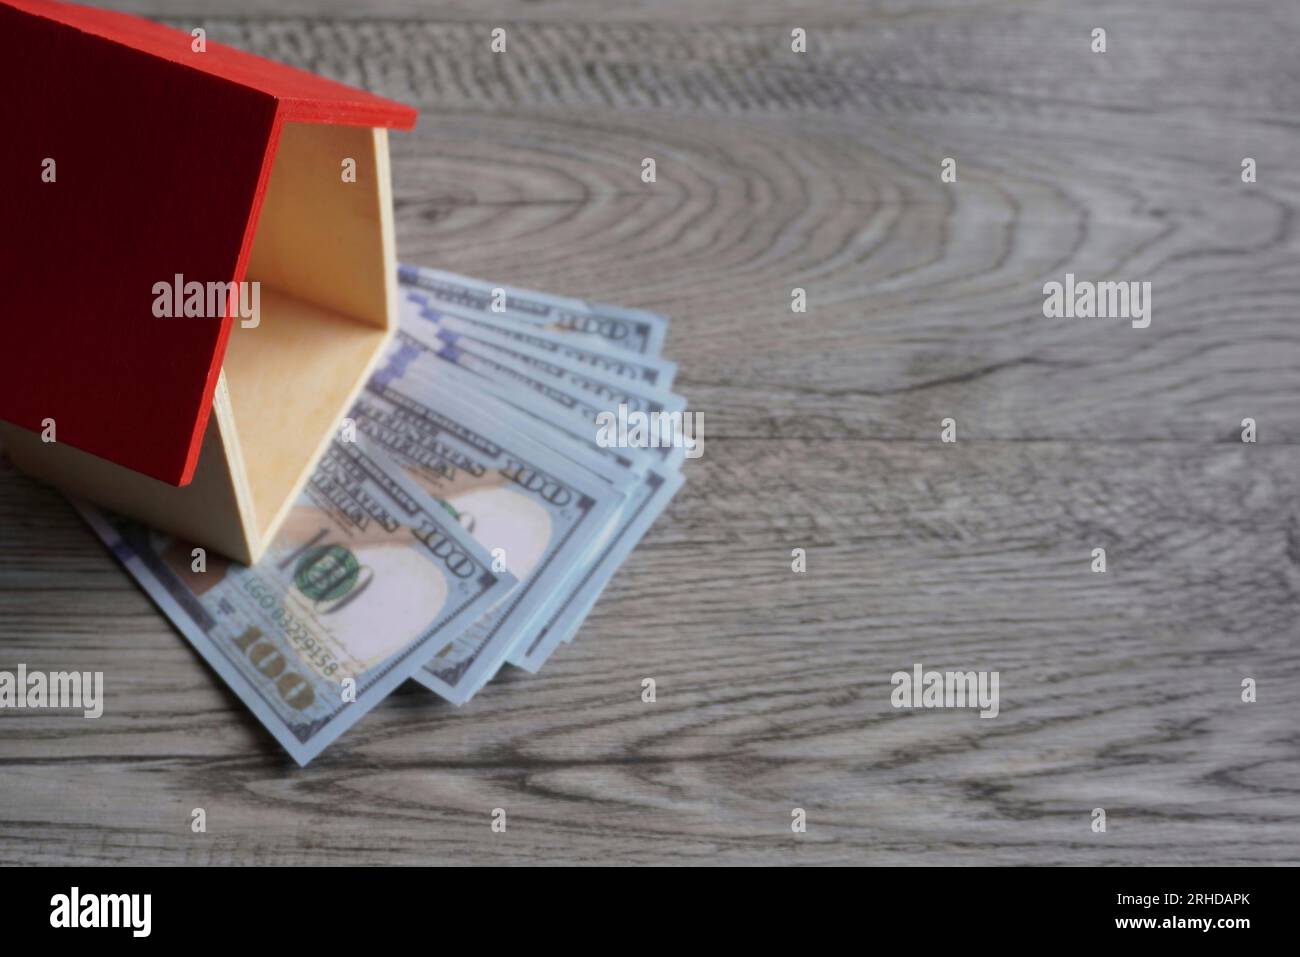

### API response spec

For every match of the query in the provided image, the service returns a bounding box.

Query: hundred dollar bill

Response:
[388,317,689,633]
[509,463,685,671]
[369,334,685,676]
[382,328,686,672]
[395,265,688,671]
[403,288,677,389]
[358,349,625,703]
[72,435,516,765]
[406,344,657,477]
[394,322,688,471]
[407,304,680,415]
[398,263,669,356]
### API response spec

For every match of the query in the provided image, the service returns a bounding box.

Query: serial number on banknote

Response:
[240,577,343,678]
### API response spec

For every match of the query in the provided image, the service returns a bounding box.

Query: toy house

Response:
[0,0,418,563]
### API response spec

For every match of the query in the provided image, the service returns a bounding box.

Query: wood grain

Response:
[2,0,1297,865]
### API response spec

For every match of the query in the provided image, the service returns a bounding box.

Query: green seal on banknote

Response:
[294,545,362,602]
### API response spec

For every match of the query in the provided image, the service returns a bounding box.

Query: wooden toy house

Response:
[0,0,418,563]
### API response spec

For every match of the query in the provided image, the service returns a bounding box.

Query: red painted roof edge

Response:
[2,0,418,130]
[175,109,289,487]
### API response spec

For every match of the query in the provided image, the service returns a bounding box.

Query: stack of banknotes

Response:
[74,265,687,764]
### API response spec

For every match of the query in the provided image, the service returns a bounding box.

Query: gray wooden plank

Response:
[151,12,1300,443]
[2,437,1296,865]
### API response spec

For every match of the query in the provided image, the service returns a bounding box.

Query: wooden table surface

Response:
[2,0,1298,866]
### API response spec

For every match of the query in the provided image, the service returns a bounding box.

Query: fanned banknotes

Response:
[75,435,516,765]
[400,310,689,471]
[403,290,677,389]
[74,263,687,762]
[398,265,669,356]
[357,354,624,703]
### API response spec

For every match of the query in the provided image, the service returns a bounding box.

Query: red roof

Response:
[3,0,418,128]
[0,0,416,485]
